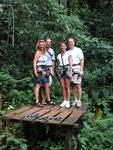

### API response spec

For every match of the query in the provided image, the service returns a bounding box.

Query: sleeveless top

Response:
[36,54,47,67]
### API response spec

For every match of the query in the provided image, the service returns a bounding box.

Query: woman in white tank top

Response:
[57,42,72,108]
[33,40,50,106]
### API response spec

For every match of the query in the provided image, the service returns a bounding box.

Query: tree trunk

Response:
[67,0,72,16]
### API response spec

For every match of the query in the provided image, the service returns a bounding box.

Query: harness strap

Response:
[72,63,80,66]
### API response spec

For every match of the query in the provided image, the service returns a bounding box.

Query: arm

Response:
[33,51,39,76]
[52,60,55,76]
[68,55,72,79]
[52,50,55,76]
[79,58,84,76]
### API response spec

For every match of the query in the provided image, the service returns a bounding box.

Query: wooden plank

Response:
[62,104,87,125]
[23,108,51,121]
[4,106,32,118]
[43,105,54,109]
[47,109,72,124]
[50,105,61,110]
[34,109,61,122]
[11,107,42,120]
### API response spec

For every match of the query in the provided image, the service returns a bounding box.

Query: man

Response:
[45,38,55,86]
[68,37,84,107]
[40,38,55,104]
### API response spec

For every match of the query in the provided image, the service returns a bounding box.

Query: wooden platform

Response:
[1,103,87,150]
[2,104,87,126]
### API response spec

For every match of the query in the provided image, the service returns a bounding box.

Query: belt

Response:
[72,63,80,66]
[47,65,52,67]
[59,64,69,67]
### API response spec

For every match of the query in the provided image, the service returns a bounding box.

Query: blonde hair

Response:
[36,40,46,51]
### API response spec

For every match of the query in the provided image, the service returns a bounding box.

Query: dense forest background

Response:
[0,0,113,150]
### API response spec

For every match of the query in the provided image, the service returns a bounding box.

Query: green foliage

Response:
[0,123,27,150]
[73,0,113,42]
[78,113,113,150]
[0,0,113,149]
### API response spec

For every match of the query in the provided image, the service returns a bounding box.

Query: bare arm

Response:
[79,58,84,76]
[68,55,72,79]
[80,58,84,71]
[33,51,40,76]
[52,60,55,76]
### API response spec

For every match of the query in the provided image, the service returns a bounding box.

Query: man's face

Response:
[68,38,75,49]
[46,39,52,48]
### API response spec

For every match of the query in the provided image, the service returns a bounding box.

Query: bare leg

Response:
[45,83,51,101]
[35,84,41,103]
[40,87,46,104]
[60,78,66,101]
[72,84,78,100]
[76,84,82,101]
[64,77,70,101]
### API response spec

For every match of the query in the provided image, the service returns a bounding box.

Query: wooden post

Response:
[65,126,72,150]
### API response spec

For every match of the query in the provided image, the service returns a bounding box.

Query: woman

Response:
[57,42,72,108]
[33,40,51,106]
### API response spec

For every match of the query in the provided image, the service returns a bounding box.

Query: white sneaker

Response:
[71,100,78,106]
[77,100,81,107]
[60,100,66,107]
[65,101,70,108]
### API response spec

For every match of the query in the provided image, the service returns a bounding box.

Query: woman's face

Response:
[60,43,67,52]
[38,42,46,52]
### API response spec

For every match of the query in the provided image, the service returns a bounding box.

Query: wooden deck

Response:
[2,104,87,126]
[1,103,87,150]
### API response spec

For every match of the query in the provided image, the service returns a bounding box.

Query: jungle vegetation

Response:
[0,0,113,149]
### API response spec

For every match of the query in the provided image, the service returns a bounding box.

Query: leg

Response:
[72,83,78,100]
[35,84,41,104]
[40,87,46,104]
[76,84,82,101]
[76,84,82,107]
[64,77,70,101]
[60,78,66,101]
[45,83,51,101]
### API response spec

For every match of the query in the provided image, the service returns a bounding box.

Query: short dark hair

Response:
[68,37,75,42]
[60,41,67,46]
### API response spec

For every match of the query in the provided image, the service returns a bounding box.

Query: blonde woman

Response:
[33,40,50,106]
[57,42,72,108]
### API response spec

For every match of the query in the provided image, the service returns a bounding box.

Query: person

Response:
[57,42,72,108]
[68,37,84,107]
[33,40,51,106]
[45,38,55,86]
[39,38,56,105]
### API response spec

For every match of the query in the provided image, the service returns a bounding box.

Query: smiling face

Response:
[68,38,75,49]
[60,43,67,53]
[46,39,52,48]
[36,40,46,53]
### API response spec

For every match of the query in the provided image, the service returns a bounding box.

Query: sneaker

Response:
[71,100,78,106]
[65,101,70,108]
[77,100,81,107]
[60,100,66,107]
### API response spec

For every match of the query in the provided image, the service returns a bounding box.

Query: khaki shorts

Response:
[71,74,82,84]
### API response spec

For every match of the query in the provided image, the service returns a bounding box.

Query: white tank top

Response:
[36,54,47,66]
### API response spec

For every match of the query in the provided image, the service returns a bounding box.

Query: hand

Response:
[79,70,84,77]
[35,72,38,77]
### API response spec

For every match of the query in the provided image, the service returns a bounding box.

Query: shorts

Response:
[49,75,52,86]
[33,75,49,85]
[71,73,82,84]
